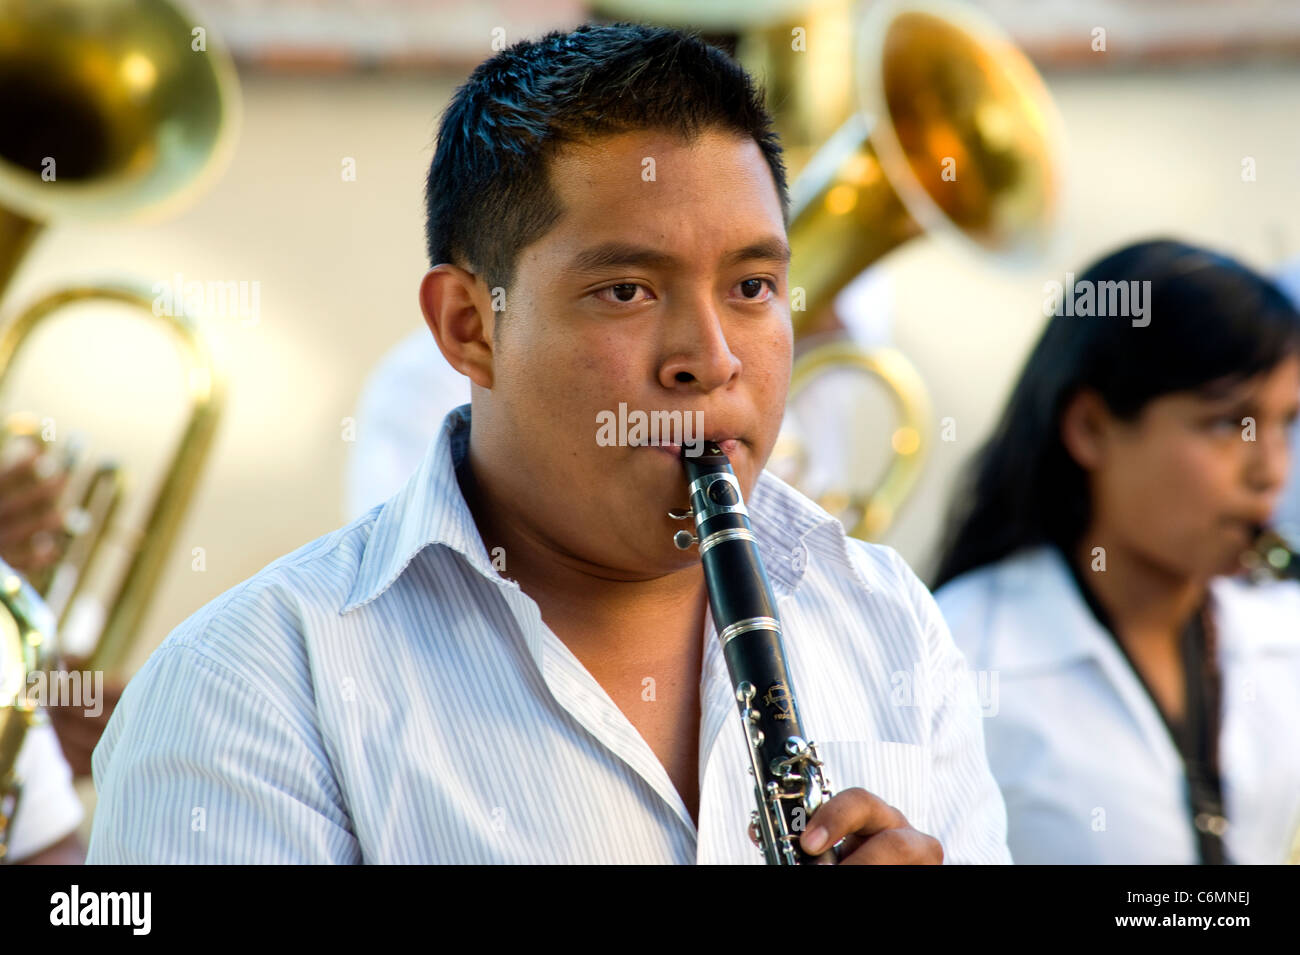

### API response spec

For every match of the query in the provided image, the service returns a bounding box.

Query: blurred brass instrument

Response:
[596,0,1063,538]
[0,560,55,861]
[0,0,237,672]
[0,0,237,851]
[780,0,1062,538]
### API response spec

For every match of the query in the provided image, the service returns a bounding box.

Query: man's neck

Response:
[455,442,710,656]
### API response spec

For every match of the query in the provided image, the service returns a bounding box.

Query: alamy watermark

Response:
[16,669,104,717]
[50,885,150,935]
[152,272,261,326]
[890,663,1000,717]
[596,403,705,457]
[1043,273,1152,327]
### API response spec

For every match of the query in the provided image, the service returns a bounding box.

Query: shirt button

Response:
[790,543,807,574]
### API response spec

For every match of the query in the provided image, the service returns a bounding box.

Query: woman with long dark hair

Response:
[933,238,1300,864]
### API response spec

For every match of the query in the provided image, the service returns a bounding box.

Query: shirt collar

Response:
[343,404,854,613]
[977,545,1300,673]
[343,403,493,613]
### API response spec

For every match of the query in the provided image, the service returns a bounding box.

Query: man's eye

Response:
[735,278,776,301]
[594,283,650,305]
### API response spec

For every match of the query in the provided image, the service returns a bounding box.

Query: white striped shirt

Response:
[87,404,1011,864]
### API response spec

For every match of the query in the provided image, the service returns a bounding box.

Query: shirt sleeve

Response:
[87,644,360,864]
[891,549,1013,865]
[5,721,83,863]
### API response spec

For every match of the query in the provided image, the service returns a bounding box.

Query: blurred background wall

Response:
[5,0,1297,830]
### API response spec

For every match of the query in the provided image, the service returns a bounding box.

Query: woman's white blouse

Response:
[935,546,1300,864]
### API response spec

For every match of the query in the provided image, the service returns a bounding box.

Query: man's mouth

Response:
[702,436,741,457]
[1222,515,1271,542]
[644,436,742,458]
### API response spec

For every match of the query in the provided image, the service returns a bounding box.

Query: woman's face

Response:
[1087,354,1300,579]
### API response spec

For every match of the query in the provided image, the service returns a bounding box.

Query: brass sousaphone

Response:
[0,0,238,672]
[0,0,238,856]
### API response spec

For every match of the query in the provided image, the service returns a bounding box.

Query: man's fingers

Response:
[836,826,944,865]
[799,787,905,855]
[826,833,864,861]
[0,502,67,550]
[0,448,41,496]
[0,469,67,525]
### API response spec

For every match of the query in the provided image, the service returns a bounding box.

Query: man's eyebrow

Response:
[563,236,792,274]
[1195,375,1252,402]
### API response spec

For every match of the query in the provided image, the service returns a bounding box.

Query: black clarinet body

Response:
[672,441,835,864]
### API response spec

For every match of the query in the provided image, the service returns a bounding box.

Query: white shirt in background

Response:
[5,721,83,862]
[936,545,1300,864]
[345,328,469,522]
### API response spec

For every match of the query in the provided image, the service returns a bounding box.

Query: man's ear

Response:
[418,264,495,389]
[1059,388,1112,471]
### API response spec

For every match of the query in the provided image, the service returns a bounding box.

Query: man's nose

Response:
[658,296,742,391]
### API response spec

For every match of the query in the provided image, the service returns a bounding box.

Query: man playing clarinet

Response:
[88,22,1009,865]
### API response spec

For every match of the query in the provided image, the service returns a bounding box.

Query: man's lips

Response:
[1225,515,1268,536]
[643,437,742,457]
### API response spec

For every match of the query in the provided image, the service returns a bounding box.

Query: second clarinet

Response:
[671,440,837,864]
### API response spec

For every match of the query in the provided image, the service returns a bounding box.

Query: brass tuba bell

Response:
[0,0,239,847]
[774,0,1063,539]
[0,0,239,676]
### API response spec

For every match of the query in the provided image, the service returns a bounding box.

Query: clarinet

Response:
[671,441,837,864]
[1242,524,1300,582]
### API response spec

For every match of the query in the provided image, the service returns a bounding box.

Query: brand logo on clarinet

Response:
[763,683,793,720]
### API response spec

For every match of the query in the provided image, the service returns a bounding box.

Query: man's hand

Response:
[0,446,69,574]
[799,787,943,865]
[47,657,125,778]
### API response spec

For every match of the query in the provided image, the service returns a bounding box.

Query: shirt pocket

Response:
[814,739,932,834]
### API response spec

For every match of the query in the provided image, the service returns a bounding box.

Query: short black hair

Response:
[932,238,1300,590]
[424,21,789,294]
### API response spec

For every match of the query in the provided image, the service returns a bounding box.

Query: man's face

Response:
[478,127,792,578]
